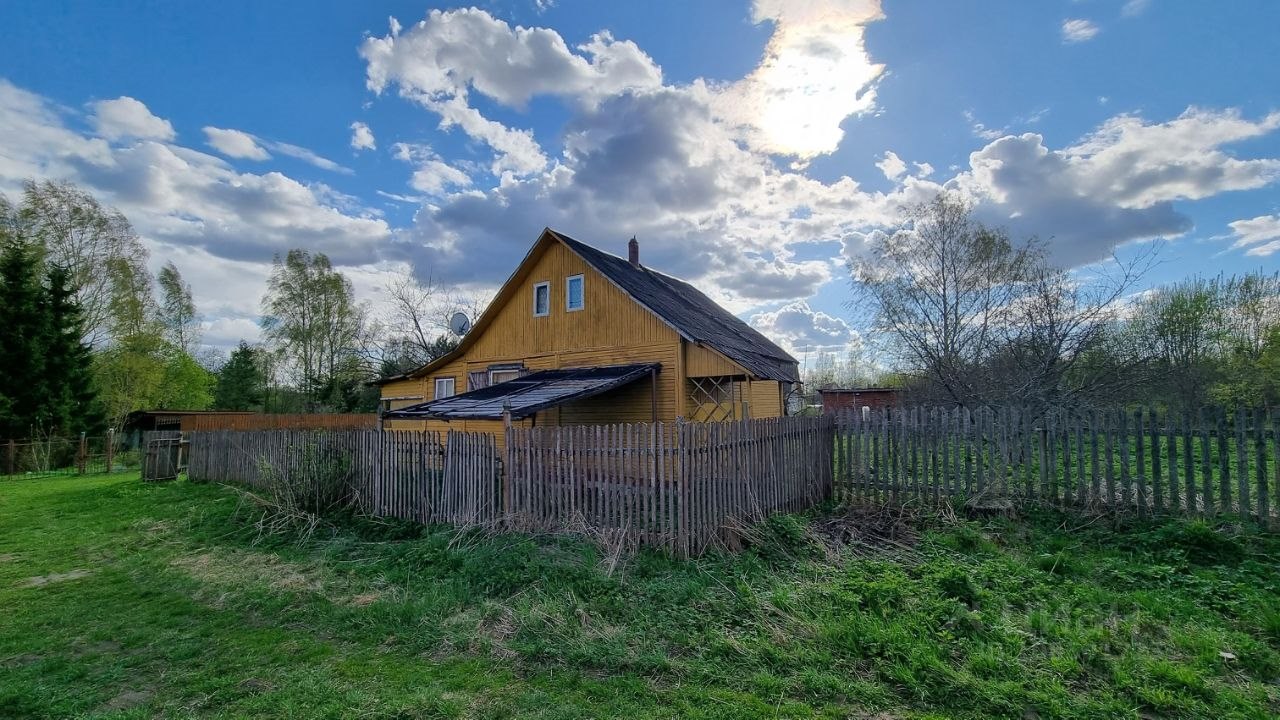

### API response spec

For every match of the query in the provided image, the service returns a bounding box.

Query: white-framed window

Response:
[532,281,550,317]
[489,367,522,385]
[565,274,584,311]
[434,377,455,399]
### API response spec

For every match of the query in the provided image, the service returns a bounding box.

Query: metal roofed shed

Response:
[384,364,661,421]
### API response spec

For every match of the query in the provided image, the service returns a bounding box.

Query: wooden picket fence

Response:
[505,415,834,556]
[832,406,1278,529]
[178,406,1277,557]
[187,429,502,526]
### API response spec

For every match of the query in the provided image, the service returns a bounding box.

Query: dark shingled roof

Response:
[551,230,800,383]
[384,364,660,421]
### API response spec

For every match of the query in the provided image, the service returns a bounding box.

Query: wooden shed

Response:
[817,388,899,415]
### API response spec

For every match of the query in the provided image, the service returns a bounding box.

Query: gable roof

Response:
[378,228,799,384]
[548,230,798,382]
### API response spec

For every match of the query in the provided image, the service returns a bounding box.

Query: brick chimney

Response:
[627,236,639,267]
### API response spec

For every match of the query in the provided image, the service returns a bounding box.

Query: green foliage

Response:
[5,474,1279,718]
[41,265,106,436]
[0,237,49,437]
[94,336,214,427]
[156,260,199,353]
[18,179,152,348]
[214,341,266,410]
[261,249,370,411]
[0,236,104,438]
[1125,270,1280,412]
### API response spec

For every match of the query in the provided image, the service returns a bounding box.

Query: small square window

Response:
[566,274,584,311]
[434,377,455,399]
[533,281,550,317]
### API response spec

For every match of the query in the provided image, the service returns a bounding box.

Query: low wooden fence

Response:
[833,406,1278,529]
[187,429,502,526]
[178,406,1278,557]
[506,416,834,555]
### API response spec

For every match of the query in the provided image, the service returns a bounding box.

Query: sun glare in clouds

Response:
[716,0,885,161]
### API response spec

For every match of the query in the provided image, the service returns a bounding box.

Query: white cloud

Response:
[203,126,270,160]
[876,150,906,181]
[963,109,1003,140]
[266,139,351,174]
[953,108,1280,265]
[360,8,662,177]
[0,81,390,271]
[1227,214,1280,256]
[914,161,934,178]
[1062,19,1100,44]
[203,316,263,349]
[1122,0,1151,18]
[202,126,349,173]
[350,121,376,150]
[750,301,858,354]
[391,142,472,195]
[712,0,885,160]
[90,96,175,142]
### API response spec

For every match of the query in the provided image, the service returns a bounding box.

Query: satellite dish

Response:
[449,311,472,336]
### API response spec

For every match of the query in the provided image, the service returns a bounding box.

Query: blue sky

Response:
[1,0,1277,359]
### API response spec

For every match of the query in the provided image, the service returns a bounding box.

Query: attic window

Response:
[533,281,550,317]
[434,377,455,399]
[489,367,522,385]
[566,274,584,311]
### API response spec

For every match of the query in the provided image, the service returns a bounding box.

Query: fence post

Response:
[6,438,14,476]
[77,432,87,475]
[105,429,115,474]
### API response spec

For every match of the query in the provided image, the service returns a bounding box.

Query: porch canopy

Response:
[383,363,660,421]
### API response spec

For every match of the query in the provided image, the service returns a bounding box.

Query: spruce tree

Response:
[43,265,106,435]
[0,239,49,438]
[215,341,266,411]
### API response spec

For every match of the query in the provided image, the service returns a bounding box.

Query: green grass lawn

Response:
[1,473,1278,719]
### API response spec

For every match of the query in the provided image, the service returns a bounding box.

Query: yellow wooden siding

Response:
[747,380,784,417]
[463,242,679,363]
[684,343,747,377]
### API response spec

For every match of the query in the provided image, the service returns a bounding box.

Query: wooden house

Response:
[378,229,799,438]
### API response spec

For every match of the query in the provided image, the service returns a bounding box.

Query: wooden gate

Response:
[142,432,186,482]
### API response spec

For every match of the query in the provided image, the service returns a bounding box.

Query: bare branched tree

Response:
[850,194,1039,406]
[850,193,1154,411]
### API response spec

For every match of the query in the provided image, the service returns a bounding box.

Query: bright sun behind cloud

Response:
[714,0,885,160]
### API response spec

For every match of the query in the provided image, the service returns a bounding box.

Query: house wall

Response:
[684,343,745,377]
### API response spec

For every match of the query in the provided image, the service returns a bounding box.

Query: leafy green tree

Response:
[18,180,151,347]
[157,350,215,410]
[157,261,199,353]
[214,341,266,411]
[261,249,368,410]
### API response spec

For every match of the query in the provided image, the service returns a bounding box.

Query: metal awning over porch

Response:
[384,363,661,421]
